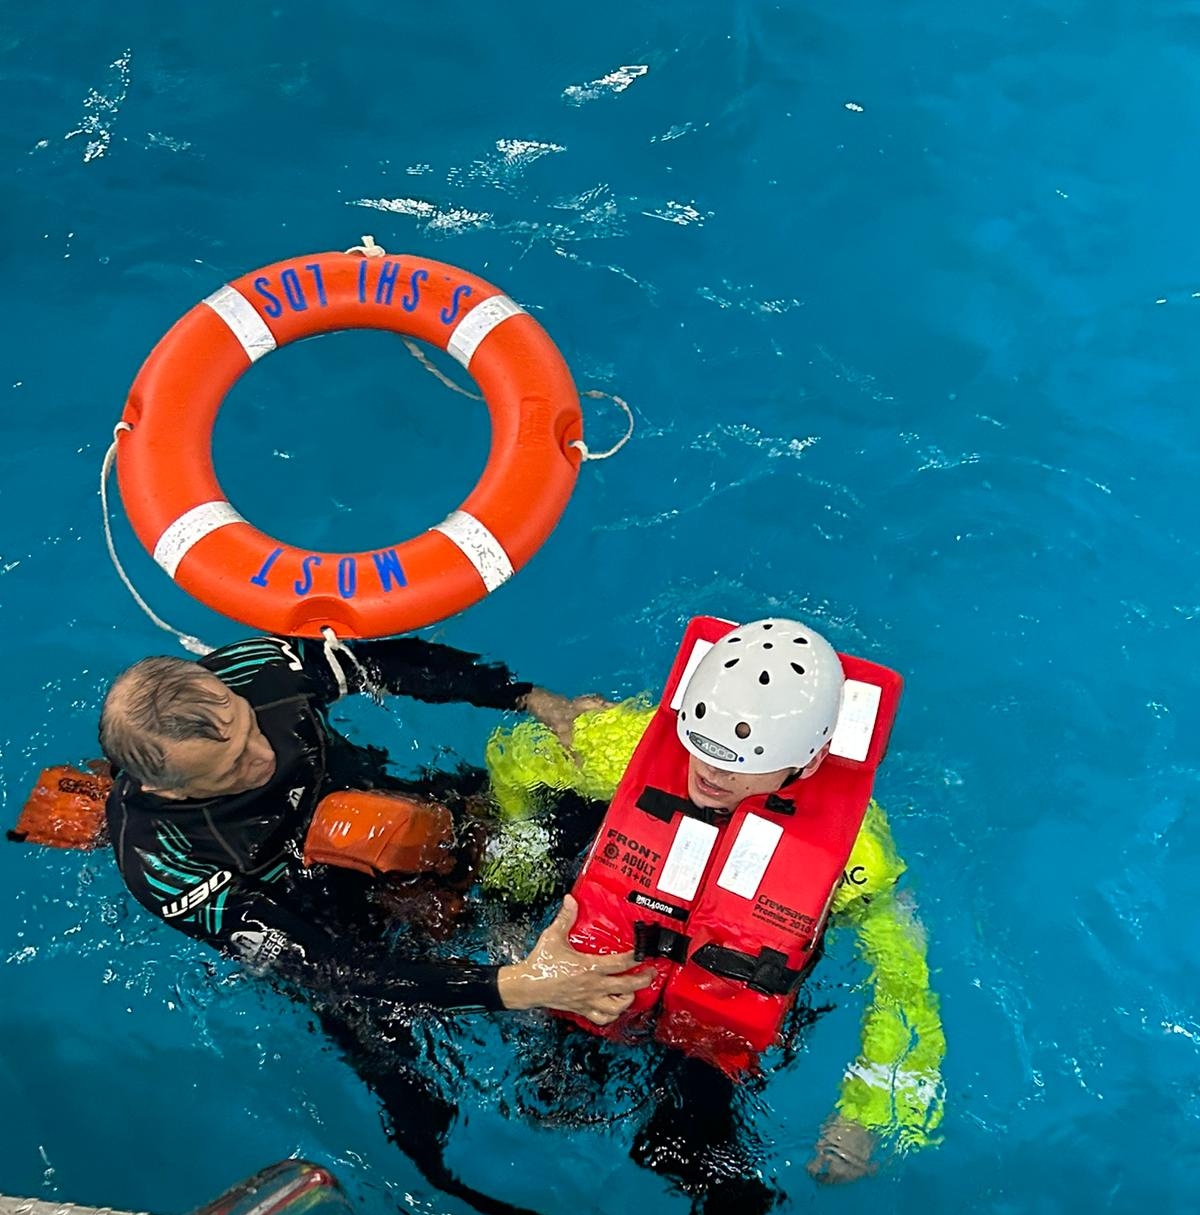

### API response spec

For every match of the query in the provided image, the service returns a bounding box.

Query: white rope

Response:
[397,341,634,460]
[320,626,387,704]
[401,337,483,400]
[570,390,635,460]
[100,423,214,656]
[345,233,387,258]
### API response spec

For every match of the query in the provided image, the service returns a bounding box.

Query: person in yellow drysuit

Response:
[481,619,945,1205]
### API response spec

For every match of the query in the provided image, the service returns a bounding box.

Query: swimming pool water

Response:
[3,2,1199,1212]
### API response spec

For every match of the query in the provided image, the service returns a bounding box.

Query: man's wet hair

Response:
[99,657,231,789]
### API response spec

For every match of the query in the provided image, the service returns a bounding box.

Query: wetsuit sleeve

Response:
[829,802,946,1148]
[296,636,533,711]
[118,840,503,1011]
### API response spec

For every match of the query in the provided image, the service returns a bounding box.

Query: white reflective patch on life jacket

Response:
[716,814,784,900]
[830,679,882,763]
[657,817,720,902]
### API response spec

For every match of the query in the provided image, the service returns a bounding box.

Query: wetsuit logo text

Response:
[162,870,233,919]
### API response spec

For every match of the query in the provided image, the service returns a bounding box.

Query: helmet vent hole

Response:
[758,670,771,686]
[791,663,806,676]
[823,725,830,736]
[728,635,742,644]
[762,623,773,630]
[695,702,706,719]
[754,746,764,755]
[735,722,751,739]
[794,637,809,645]
[763,642,773,650]
[724,657,740,668]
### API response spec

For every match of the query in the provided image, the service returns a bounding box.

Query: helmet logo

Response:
[686,731,738,764]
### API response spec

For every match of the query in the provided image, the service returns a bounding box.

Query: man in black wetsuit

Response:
[100,632,651,1215]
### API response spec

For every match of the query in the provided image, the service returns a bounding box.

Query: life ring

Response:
[116,251,583,638]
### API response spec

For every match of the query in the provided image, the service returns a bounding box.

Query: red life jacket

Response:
[565,615,902,1076]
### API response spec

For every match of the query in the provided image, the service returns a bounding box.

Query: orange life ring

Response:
[116,251,583,638]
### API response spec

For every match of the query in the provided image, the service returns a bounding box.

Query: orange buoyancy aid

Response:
[564,615,903,1076]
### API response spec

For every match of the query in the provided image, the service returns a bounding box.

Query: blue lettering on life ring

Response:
[440,284,473,325]
[304,263,328,307]
[293,554,322,595]
[253,278,283,319]
[250,547,284,587]
[375,261,400,305]
[401,268,428,312]
[280,268,307,311]
[337,556,358,599]
[358,258,368,304]
[371,548,407,592]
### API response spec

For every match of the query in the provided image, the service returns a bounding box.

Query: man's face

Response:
[145,679,277,800]
[686,745,829,813]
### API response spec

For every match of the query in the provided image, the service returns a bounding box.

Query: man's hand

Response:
[497,895,653,1022]
[806,1116,877,1185]
[519,687,614,752]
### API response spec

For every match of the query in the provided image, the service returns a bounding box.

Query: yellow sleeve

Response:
[481,701,654,901]
[829,802,946,1149]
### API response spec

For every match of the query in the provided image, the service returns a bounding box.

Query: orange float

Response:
[116,251,583,638]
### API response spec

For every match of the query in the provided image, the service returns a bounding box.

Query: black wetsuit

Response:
[105,635,777,1215]
[106,634,558,1215]
[107,634,534,1009]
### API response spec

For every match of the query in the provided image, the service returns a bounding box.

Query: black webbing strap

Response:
[690,943,805,996]
[634,921,692,965]
[635,786,724,825]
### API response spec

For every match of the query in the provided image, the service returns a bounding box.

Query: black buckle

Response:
[690,944,802,996]
[634,921,692,965]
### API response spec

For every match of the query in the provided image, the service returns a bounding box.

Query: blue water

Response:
[3,2,1199,1212]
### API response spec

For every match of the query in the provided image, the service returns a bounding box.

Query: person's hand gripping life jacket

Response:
[564,616,902,1076]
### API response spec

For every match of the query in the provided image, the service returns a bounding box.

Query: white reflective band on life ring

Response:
[431,509,514,591]
[153,501,246,578]
[447,295,523,368]
[203,285,278,362]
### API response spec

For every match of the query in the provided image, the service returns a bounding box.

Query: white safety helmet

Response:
[676,619,845,774]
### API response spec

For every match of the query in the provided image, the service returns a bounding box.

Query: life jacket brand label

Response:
[628,891,690,922]
[753,894,816,934]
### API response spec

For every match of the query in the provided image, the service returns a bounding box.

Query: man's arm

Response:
[302,635,609,747]
[807,802,946,1184]
[120,831,649,1016]
[327,636,534,709]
